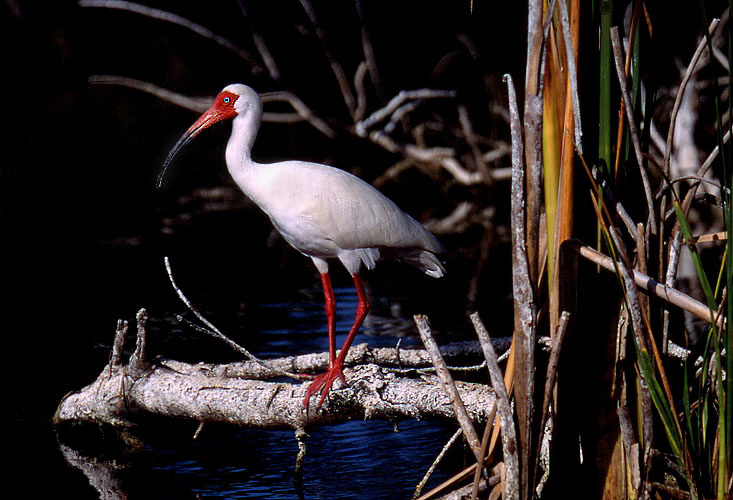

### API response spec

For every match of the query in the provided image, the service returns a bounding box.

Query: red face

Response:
[157,90,241,188]
[212,91,239,120]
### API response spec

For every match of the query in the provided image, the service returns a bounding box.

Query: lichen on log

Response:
[54,311,498,430]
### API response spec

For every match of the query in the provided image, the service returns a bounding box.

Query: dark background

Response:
[2,1,526,498]
[1,0,718,498]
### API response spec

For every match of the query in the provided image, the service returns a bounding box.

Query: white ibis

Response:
[161,84,445,408]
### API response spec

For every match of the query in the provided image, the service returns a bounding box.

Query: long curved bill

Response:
[156,107,225,189]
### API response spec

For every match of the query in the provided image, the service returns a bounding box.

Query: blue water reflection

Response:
[143,291,463,499]
[148,420,461,499]
[257,287,424,359]
[54,287,466,500]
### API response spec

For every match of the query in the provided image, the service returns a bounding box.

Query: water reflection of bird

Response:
[161,84,445,408]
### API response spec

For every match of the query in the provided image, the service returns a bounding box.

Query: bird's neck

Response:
[225,112,260,174]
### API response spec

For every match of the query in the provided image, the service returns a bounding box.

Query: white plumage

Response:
[162,83,445,408]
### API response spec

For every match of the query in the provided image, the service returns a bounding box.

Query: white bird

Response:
[161,84,445,408]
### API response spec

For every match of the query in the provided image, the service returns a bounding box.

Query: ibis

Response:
[161,84,445,408]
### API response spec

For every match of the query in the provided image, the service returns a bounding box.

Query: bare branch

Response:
[354,61,369,122]
[535,311,570,482]
[355,89,456,136]
[458,105,491,180]
[470,313,519,500]
[589,163,638,239]
[164,256,307,381]
[415,315,483,462]
[165,339,518,381]
[610,27,656,235]
[88,75,212,112]
[568,241,723,328]
[109,319,128,371]
[261,91,337,138]
[234,0,281,81]
[55,361,497,429]
[413,428,464,499]
[505,72,536,498]
[354,0,384,102]
[664,18,721,176]
[79,0,261,71]
[87,77,337,139]
[297,0,356,117]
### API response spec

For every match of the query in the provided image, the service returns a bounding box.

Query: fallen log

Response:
[54,310,499,430]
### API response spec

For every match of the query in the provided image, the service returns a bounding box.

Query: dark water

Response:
[47,286,466,500]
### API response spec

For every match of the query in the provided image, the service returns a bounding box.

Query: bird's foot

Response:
[303,364,347,409]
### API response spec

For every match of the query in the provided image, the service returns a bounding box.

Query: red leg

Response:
[320,272,337,367]
[304,273,370,408]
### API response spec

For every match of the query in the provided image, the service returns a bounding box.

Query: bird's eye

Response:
[223,97,231,104]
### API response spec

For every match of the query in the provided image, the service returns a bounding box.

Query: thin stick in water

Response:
[164,256,306,380]
[471,313,519,500]
[414,314,482,462]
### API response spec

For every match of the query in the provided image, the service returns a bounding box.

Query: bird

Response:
[160,84,445,408]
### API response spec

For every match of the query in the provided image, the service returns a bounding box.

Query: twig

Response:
[458,105,491,180]
[354,0,384,103]
[163,256,306,380]
[610,27,657,235]
[471,403,499,500]
[234,0,281,81]
[413,428,463,499]
[414,315,483,462]
[355,89,456,136]
[294,427,308,485]
[261,91,337,138]
[88,75,212,112]
[696,125,733,182]
[109,319,128,372]
[617,404,642,493]
[589,163,638,241]
[129,308,149,372]
[79,0,261,71]
[534,311,570,483]
[438,474,501,500]
[568,240,722,327]
[384,102,420,134]
[353,61,369,122]
[505,72,536,499]
[297,0,356,117]
[664,18,721,176]
[471,313,519,500]
[365,131,484,185]
[88,76,337,139]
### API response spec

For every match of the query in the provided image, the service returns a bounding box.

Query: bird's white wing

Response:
[251,161,443,255]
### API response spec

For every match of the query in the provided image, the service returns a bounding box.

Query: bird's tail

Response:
[395,249,445,278]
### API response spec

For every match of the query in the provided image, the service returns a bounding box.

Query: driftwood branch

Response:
[297,0,356,117]
[413,428,464,499]
[471,313,519,500]
[568,240,722,328]
[55,359,496,429]
[80,0,261,71]
[415,314,483,462]
[664,18,721,175]
[610,26,656,236]
[88,76,336,138]
[505,71,536,499]
[55,313,509,431]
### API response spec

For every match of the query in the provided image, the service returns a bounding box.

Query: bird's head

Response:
[157,84,261,188]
